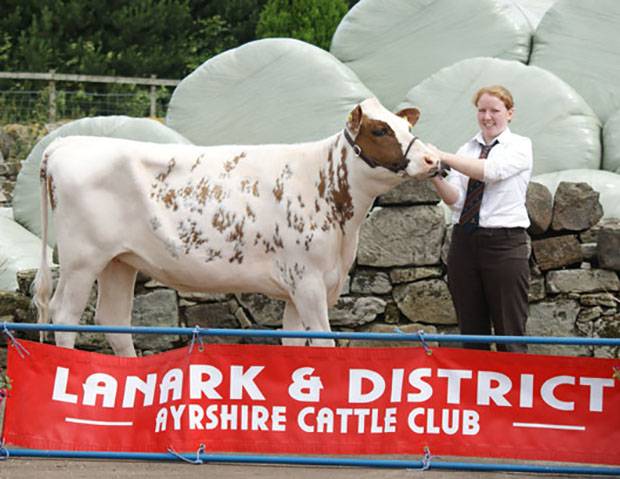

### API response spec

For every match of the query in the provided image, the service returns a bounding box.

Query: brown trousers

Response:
[447,225,530,353]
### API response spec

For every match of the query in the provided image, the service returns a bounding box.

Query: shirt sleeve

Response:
[444,143,468,209]
[483,136,533,183]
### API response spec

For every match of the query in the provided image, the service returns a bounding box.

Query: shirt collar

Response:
[470,127,512,147]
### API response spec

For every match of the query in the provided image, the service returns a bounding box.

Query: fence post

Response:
[48,70,57,123]
[149,74,157,117]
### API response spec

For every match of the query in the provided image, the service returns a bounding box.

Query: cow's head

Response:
[345,97,438,179]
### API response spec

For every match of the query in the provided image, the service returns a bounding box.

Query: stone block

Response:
[527,299,587,356]
[377,178,439,205]
[531,235,582,271]
[357,205,445,267]
[132,289,179,352]
[351,270,392,294]
[546,269,620,294]
[551,182,603,231]
[597,223,620,271]
[526,181,552,235]
[393,279,456,325]
[329,297,386,327]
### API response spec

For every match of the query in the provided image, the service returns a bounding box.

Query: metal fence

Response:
[0,71,180,124]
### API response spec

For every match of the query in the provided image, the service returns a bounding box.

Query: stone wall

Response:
[0,125,619,359]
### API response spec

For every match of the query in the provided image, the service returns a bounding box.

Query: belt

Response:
[454,225,525,236]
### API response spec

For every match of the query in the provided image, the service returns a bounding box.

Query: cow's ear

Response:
[396,107,421,128]
[347,105,363,133]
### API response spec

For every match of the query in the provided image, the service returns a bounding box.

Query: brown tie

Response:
[458,140,498,232]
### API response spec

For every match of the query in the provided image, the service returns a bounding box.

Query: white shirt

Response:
[446,127,533,228]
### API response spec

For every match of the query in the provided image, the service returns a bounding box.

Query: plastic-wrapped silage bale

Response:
[603,110,620,174]
[530,0,620,123]
[166,38,374,147]
[330,0,532,110]
[397,57,600,176]
[0,215,53,291]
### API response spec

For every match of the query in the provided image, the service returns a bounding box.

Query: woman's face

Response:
[476,93,513,143]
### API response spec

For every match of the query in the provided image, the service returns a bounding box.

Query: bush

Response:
[255,0,348,50]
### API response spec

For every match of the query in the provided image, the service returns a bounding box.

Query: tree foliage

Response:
[255,0,349,51]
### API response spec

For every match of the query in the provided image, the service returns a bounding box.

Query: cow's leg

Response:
[50,269,96,349]
[95,259,138,357]
[290,279,334,347]
[282,301,307,346]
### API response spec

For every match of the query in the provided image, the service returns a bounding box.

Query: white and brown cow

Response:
[33,97,438,356]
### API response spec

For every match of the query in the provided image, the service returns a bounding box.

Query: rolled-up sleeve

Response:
[483,137,532,183]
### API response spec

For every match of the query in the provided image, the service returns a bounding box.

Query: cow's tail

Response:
[33,150,53,341]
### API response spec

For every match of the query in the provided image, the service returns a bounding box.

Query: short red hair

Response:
[473,85,514,110]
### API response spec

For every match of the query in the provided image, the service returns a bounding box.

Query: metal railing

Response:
[2,322,620,476]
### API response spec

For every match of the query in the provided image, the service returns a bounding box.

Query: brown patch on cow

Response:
[277,261,306,295]
[315,147,354,233]
[47,174,57,210]
[273,178,284,202]
[246,204,256,221]
[240,179,260,197]
[304,233,314,251]
[212,208,236,233]
[353,116,405,171]
[273,165,293,202]
[204,248,223,263]
[178,219,208,254]
[273,223,284,249]
[223,152,246,174]
[162,189,179,211]
[156,158,176,182]
[190,154,204,172]
[229,249,244,264]
[314,199,321,213]
[226,218,245,243]
[297,194,305,208]
[40,154,49,181]
[286,198,305,234]
[317,167,327,199]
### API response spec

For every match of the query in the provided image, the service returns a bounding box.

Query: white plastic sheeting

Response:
[397,57,600,176]
[532,169,620,220]
[509,0,557,28]
[12,116,190,244]
[0,215,52,291]
[166,38,373,146]
[530,0,620,123]
[330,0,532,110]
[603,110,620,174]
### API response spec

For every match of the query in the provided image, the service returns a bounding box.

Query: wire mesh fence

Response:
[0,71,179,124]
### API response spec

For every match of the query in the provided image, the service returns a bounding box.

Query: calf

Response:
[34,97,438,355]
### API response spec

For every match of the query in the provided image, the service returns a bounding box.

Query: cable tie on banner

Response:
[417,330,433,356]
[2,323,30,358]
[421,446,432,471]
[0,439,9,460]
[613,366,620,381]
[167,443,205,464]
[188,325,205,354]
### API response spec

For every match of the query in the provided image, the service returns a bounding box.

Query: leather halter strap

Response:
[343,129,417,173]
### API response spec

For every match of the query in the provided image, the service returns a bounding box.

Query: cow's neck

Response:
[314,132,403,237]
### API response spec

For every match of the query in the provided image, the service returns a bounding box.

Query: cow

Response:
[33,97,439,356]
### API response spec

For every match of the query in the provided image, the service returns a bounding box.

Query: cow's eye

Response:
[372,128,387,137]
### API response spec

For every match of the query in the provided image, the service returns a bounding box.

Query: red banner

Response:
[2,340,619,464]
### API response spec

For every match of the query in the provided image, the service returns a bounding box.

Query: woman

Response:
[429,85,532,353]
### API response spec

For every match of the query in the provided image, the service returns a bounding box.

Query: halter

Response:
[343,129,417,174]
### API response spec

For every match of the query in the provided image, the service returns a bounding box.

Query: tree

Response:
[255,0,348,51]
